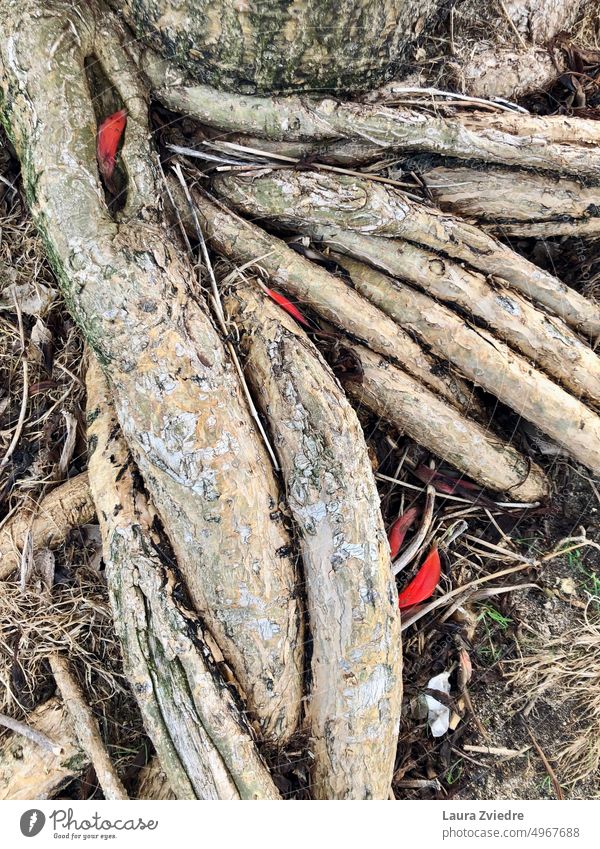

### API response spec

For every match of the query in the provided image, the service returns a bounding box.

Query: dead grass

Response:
[504,612,600,785]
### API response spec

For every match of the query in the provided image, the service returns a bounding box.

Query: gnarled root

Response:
[213,169,600,338]
[223,279,403,799]
[0,0,302,743]
[86,355,281,800]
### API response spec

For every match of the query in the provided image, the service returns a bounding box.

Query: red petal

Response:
[97,109,127,181]
[398,546,441,609]
[387,507,418,559]
[265,288,311,327]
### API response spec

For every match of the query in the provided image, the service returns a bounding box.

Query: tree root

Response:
[223,279,403,799]
[86,355,281,800]
[337,342,549,502]
[144,50,600,179]
[179,188,481,417]
[213,169,600,338]
[331,253,600,409]
[49,653,129,800]
[0,474,95,579]
[0,697,87,800]
[419,165,600,239]
[0,0,303,743]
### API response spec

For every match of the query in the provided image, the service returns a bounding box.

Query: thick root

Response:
[180,189,480,417]
[331,250,600,408]
[145,51,600,179]
[420,165,600,239]
[339,343,549,502]
[213,169,600,338]
[223,279,403,800]
[0,0,303,742]
[86,356,281,800]
[0,474,95,579]
[318,257,600,473]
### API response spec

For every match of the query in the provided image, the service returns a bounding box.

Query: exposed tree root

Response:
[213,170,600,337]
[49,653,128,800]
[223,279,402,799]
[0,0,303,743]
[419,165,600,239]
[339,341,549,502]
[86,355,281,800]
[145,51,600,179]
[0,473,95,579]
[0,697,86,800]
[180,189,480,417]
[331,253,600,409]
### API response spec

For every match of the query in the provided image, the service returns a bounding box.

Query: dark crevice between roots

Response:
[83,54,128,216]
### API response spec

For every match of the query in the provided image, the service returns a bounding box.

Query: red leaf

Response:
[265,288,311,327]
[398,546,441,609]
[97,109,127,183]
[387,507,418,559]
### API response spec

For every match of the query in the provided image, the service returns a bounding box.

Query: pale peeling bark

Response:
[118,0,442,94]
[0,0,302,743]
[420,165,600,239]
[341,343,549,502]
[0,698,87,800]
[181,189,480,417]
[223,281,402,799]
[145,53,600,179]
[86,356,281,800]
[328,247,600,408]
[449,46,566,101]
[213,170,600,338]
[316,255,600,473]
[0,473,95,579]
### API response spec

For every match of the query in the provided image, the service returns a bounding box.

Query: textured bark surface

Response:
[137,758,176,800]
[86,356,281,800]
[341,342,549,502]
[0,473,95,578]
[0,698,87,800]
[0,0,302,743]
[322,257,600,472]
[118,0,442,94]
[420,165,600,238]
[224,281,403,799]
[328,247,600,407]
[146,56,600,179]
[181,189,480,417]
[213,170,600,338]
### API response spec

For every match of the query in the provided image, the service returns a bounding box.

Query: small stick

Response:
[464,744,530,758]
[523,722,564,800]
[49,654,128,800]
[0,712,63,756]
[497,0,528,50]
[400,563,530,630]
[393,483,435,575]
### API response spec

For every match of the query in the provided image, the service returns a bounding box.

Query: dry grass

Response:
[504,613,600,785]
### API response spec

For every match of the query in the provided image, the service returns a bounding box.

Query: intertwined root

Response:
[2,0,600,801]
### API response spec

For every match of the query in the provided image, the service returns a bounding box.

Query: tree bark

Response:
[86,355,281,800]
[117,0,444,94]
[0,0,303,743]
[223,280,403,799]
[213,169,600,338]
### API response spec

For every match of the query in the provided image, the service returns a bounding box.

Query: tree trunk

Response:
[114,0,444,94]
